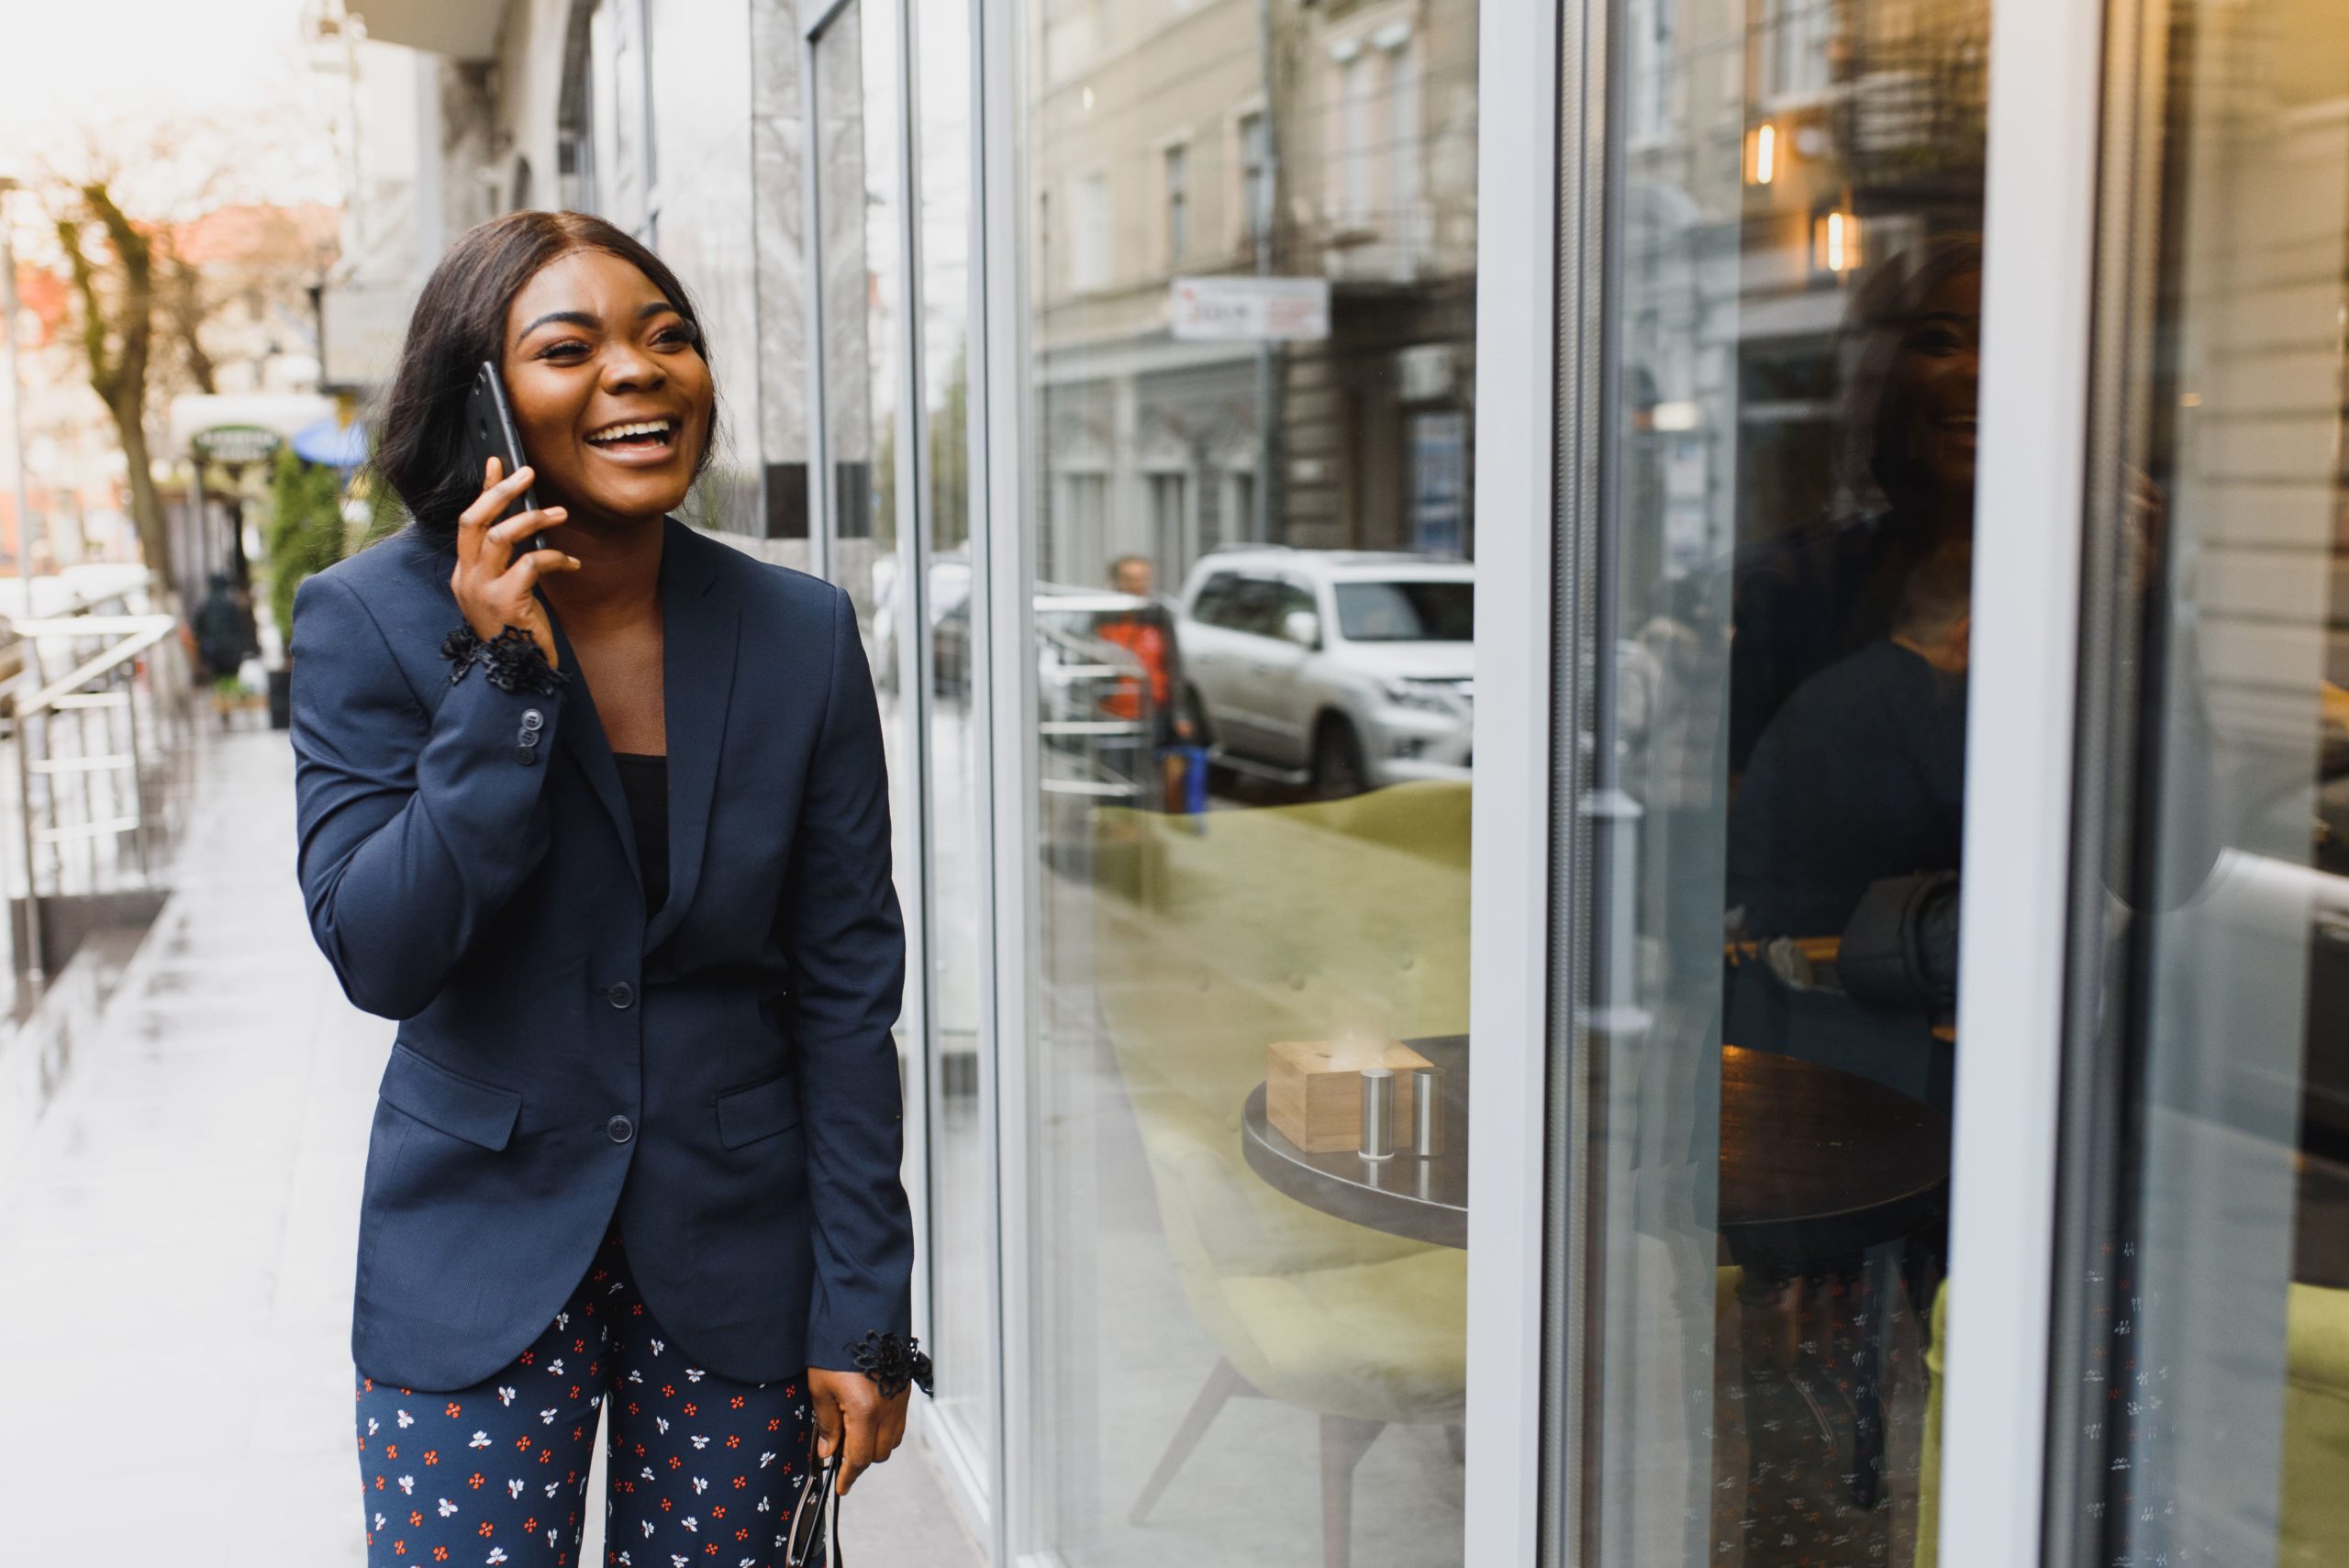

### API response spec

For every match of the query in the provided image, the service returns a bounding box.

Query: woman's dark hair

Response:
[368,210,719,541]
[1834,232,1983,517]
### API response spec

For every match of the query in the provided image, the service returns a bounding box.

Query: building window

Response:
[1163,143,1189,267]
[1072,171,1110,292]
[1765,0,1833,102]
[1340,50,1377,227]
[1238,109,1271,246]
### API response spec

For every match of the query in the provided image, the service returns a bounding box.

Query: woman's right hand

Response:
[451,458,582,669]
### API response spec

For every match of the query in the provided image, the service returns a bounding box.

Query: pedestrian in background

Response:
[288,210,925,1568]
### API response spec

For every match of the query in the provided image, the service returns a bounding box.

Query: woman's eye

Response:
[655,325,696,348]
[540,340,592,361]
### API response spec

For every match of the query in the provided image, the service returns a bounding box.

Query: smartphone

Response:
[462,361,544,551]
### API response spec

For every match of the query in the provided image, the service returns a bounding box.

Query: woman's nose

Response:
[603,346,667,392]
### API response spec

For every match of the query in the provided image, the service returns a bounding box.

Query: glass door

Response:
[1550,0,1992,1561]
[2047,0,2349,1562]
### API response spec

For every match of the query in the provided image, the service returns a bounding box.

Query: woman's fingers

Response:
[455,460,536,565]
[484,506,567,563]
[835,1405,878,1495]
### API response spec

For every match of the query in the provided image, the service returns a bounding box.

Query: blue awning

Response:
[292,419,370,471]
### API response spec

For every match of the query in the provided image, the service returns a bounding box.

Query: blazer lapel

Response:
[645,518,739,951]
[545,608,645,897]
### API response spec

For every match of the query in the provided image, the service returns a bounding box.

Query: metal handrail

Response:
[9,616,178,718]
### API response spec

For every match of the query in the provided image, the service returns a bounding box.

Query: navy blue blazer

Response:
[290,518,911,1393]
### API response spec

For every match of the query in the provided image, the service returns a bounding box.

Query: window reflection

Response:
[1565,1,1988,1562]
[1019,1,1478,1563]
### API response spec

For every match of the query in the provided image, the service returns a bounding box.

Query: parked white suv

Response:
[1176,549,1474,796]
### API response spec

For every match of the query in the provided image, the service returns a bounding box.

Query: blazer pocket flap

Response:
[716,1073,803,1149]
[380,1043,524,1151]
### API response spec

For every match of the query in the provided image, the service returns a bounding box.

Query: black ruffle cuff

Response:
[440,625,569,695]
[848,1330,933,1399]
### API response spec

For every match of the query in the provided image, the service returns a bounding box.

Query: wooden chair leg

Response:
[1319,1414,1384,1568]
[1129,1357,1249,1525]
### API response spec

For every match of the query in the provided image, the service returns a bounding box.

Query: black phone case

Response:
[462,362,543,550]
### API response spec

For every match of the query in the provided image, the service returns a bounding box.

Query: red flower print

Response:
[446,1402,462,1418]
[385,1444,398,1460]
[573,1339,586,1353]
[660,1498,674,1513]
[524,1518,537,1534]
[393,1541,406,1556]
[705,1545,718,1557]
[401,1387,414,1396]
[423,1451,439,1465]
[726,1437,740,1450]
[631,1303,644,1315]
[518,1351,535,1366]
[661,1385,675,1399]
[364,1378,376,1393]
[477,1520,495,1538]
[766,1419,782,1432]
[516,1435,532,1451]
[433,1550,448,1562]
[732,1478,747,1490]
[711,1506,725,1519]
[737,1529,751,1542]
[683,1403,697,1418]
[468,1473,486,1490]
[540,1451,554,1465]
[729,1396,745,1410]
[373,1476,386,1492]
[569,1385,582,1400]
[668,1456,684,1471]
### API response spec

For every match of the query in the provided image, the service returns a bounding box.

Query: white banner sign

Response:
[1168,276,1331,342]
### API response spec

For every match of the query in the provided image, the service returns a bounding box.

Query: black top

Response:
[612,752,670,915]
[1726,639,1967,938]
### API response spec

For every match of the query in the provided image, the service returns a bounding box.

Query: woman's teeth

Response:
[587,419,674,446]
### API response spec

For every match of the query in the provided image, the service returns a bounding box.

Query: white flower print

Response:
[649,1339,665,1356]
[689,1435,710,1451]
[438,1499,458,1518]
[640,1465,656,1482]
[507,1479,526,1499]
[396,1409,415,1429]
[555,1311,570,1330]
[496,1385,518,1407]
[757,1451,777,1469]
[485,1550,507,1565]
[367,1418,381,1436]
[540,1407,559,1426]
[397,1476,415,1496]
[685,1368,704,1383]
[655,1417,670,1435]
[373,1513,386,1531]
[692,1476,708,1495]
[681,1516,698,1533]
[468,1430,493,1449]
[548,1358,564,1376]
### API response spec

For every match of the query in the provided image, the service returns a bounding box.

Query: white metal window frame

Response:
[796,0,1008,1542]
[1934,0,2106,1561]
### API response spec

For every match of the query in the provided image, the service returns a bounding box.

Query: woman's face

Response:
[1888,269,1982,498]
[500,249,714,528]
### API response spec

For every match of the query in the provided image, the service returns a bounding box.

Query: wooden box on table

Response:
[1264,1039,1433,1153]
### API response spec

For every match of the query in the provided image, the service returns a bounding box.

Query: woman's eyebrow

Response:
[517,308,600,340]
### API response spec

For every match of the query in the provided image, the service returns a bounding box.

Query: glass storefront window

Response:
[2048,2,2349,1562]
[1553,0,1988,1561]
[1012,0,1480,1562]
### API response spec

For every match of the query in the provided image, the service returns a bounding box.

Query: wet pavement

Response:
[0,728,979,1566]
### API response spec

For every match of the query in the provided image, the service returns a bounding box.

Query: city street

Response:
[0,726,978,1565]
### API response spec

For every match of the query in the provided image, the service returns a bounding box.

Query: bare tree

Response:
[53,181,173,592]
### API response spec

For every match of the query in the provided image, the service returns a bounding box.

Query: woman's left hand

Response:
[809,1367,910,1495]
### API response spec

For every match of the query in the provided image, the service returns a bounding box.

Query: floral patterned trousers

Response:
[354,1230,814,1568]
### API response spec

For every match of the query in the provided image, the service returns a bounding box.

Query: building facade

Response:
[346,1,2349,1565]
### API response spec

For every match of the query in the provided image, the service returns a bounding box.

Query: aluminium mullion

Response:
[1937,0,2110,1562]
[1465,0,1566,1564]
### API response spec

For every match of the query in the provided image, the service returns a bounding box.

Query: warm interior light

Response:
[1813,209,1862,274]
[1747,123,1778,185]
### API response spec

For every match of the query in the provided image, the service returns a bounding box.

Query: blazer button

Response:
[516,746,538,766]
[520,709,545,731]
[607,982,635,1009]
[606,1115,634,1143]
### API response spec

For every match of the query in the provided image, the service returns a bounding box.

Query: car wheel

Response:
[1311,717,1368,801]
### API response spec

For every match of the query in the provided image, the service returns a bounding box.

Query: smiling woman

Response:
[294,208,925,1568]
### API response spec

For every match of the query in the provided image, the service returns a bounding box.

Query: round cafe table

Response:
[1240,1035,1951,1260]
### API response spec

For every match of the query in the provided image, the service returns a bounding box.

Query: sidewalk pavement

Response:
[0,727,978,1567]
